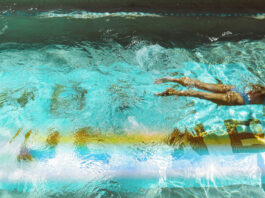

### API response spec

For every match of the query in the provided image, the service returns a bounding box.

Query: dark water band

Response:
[0,14,264,46]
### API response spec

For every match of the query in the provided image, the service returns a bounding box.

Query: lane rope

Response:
[0,10,264,18]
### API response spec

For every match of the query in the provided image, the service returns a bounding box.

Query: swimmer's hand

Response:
[154,77,173,84]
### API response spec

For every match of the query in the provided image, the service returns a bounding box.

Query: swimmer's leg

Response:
[155,77,233,93]
[155,88,244,106]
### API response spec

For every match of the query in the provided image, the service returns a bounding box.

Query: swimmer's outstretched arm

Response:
[155,77,234,93]
[155,88,244,106]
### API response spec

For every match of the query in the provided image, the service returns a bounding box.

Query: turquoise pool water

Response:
[0,11,265,197]
[0,40,263,133]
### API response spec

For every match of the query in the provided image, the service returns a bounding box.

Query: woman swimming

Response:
[155,77,265,106]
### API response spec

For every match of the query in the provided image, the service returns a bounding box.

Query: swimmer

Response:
[155,77,265,106]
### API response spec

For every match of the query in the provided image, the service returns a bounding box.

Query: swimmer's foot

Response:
[154,77,174,84]
[175,77,195,86]
[155,88,179,96]
[155,76,195,87]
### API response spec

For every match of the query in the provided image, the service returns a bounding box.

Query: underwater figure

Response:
[155,77,265,106]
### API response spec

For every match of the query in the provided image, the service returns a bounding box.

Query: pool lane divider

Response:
[8,119,264,147]
[0,10,265,18]
[8,119,265,162]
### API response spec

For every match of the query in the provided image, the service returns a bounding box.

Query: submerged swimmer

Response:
[155,77,265,106]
